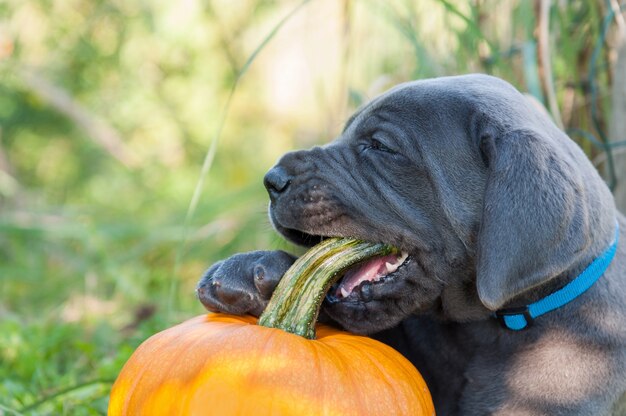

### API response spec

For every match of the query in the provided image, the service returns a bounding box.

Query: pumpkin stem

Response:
[258,238,395,339]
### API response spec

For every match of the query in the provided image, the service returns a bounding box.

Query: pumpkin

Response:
[109,238,435,415]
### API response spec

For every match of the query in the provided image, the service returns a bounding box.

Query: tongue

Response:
[336,254,399,297]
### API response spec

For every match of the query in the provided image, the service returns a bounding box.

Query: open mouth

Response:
[279,226,411,303]
[327,250,409,303]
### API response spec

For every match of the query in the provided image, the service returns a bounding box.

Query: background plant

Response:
[0,0,624,414]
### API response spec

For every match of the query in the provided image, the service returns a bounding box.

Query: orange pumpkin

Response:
[109,239,435,415]
[108,313,434,415]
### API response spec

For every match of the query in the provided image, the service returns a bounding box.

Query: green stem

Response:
[258,238,395,339]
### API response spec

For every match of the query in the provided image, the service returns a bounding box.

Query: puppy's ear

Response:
[476,129,590,310]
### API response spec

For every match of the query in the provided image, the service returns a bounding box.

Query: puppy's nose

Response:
[264,166,291,200]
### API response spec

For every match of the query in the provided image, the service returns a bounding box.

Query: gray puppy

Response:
[197,74,626,415]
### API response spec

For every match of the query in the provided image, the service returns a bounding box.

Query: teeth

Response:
[340,287,350,298]
[385,262,397,273]
[398,252,409,265]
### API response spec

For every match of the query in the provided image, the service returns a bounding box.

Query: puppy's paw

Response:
[196,250,296,317]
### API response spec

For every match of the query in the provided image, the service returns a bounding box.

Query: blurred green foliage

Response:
[0,0,623,413]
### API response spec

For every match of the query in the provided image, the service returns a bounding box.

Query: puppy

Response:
[198,74,626,415]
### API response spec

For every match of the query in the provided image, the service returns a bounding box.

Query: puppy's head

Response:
[265,74,615,334]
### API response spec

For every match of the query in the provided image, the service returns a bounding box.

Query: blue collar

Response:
[495,221,620,331]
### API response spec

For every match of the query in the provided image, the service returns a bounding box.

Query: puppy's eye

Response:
[367,138,395,153]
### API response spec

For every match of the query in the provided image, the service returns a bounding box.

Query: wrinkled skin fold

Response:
[197,74,626,416]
